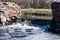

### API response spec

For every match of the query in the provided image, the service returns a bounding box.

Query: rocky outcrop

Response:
[0,2,22,18]
[0,2,22,25]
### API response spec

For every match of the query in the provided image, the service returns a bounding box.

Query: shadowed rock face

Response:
[50,2,60,33]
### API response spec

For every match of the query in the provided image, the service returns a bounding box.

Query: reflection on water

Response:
[0,19,60,40]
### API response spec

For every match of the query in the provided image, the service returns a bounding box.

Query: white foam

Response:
[0,22,60,40]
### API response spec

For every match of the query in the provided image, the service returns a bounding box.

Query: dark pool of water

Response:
[29,19,51,30]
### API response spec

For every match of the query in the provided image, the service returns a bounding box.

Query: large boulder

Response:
[0,2,22,18]
[50,2,60,33]
[0,2,22,25]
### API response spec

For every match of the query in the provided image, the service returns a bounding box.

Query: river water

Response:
[0,19,60,40]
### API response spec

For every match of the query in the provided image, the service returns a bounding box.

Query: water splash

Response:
[0,21,60,40]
